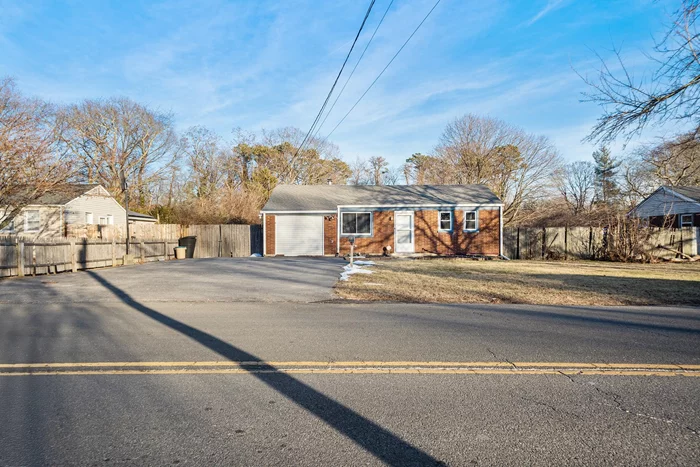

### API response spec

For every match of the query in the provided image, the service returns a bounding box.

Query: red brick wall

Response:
[324,215,337,255]
[414,209,500,256]
[338,211,394,255]
[269,209,501,257]
[265,214,275,256]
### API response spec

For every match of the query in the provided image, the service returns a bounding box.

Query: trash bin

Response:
[174,246,187,260]
[178,236,197,258]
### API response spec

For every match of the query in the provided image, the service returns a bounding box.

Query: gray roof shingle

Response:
[262,184,502,212]
[668,185,700,203]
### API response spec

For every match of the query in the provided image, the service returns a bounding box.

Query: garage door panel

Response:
[276,215,324,256]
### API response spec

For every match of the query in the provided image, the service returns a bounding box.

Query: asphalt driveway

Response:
[0,257,345,304]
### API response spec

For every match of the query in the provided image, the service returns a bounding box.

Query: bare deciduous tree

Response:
[583,1,700,143]
[368,156,389,185]
[180,126,223,199]
[0,77,73,229]
[556,161,596,215]
[57,97,178,207]
[348,157,370,185]
[429,114,562,224]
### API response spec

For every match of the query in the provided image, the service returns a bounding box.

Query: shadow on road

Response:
[85,271,442,466]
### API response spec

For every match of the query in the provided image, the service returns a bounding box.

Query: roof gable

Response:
[262,184,502,212]
[30,184,107,205]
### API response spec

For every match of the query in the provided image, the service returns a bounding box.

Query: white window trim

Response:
[463,210,479,232]
[340,212,373,237]
[24,210,40,232]
[85,212,93,225]
[438,211,453,232]
[680,214,693,227]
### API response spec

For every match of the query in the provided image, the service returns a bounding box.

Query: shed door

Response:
[275,214,324,256]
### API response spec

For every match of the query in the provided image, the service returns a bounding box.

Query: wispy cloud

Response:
[526,0,569,26]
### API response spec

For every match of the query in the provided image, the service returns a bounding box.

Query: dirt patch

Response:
[335,259,700,306]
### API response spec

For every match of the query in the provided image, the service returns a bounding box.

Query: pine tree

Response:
[592,146,621,204]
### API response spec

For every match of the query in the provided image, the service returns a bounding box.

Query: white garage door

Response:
[276,214,324,256]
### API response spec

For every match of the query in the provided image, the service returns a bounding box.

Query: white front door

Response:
[394,211,414,253]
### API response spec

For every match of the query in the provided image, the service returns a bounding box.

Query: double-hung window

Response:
[85,212,93,225]
[24,210,40,232]
[464,211,478,231]
[341,212,372,236]
[438,211,452,231]
[680,214,693,227]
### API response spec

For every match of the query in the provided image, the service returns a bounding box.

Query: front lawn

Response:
[335,259,700,306]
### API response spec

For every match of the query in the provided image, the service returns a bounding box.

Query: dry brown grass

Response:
[335,259,700,306]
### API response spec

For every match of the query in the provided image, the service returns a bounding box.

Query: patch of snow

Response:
[339,263,374,281]
[352,260,375,265]
[250,253,262,257]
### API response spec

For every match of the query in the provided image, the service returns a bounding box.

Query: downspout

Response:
[499,204,509,260]
[262,213,266,257]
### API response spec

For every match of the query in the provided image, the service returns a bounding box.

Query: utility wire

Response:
[325,0,442,140]
[292,0,376,159]
[311,0,396,140]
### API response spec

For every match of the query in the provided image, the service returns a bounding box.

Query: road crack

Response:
[558,372,699,437]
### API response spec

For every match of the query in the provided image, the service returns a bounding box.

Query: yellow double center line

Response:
[0,361,699,377]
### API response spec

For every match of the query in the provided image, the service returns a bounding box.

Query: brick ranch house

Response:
[260,184,504,257]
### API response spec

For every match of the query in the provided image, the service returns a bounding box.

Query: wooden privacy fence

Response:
[503,226,699,260]
[187,225,263,259]
[0,225,263,278]
[0,237,179,278]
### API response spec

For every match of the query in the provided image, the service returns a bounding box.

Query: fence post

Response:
[164,240,168,260]
[32,244,36,276]
[564,225,568,260]
[16,238,24,277]
[516,227,520,260]
[541,227,546,259]
[140,240,145,263]
[112,238,116,267]
[70,240,76,272]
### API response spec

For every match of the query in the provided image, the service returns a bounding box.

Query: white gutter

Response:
[262,213,266,257]
[499,205,504,257]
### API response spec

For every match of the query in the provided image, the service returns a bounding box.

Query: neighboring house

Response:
[128,211,157,225]
[0,184,127,238]
[260,184,504,257]
[630,186,700,228]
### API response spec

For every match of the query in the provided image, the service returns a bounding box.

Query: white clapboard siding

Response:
[275,215,324,256]
[64,187,127,225]
[633,189,700,217]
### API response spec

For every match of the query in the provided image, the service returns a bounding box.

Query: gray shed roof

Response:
[262,184,502,212]
[25,184,102,205]
[668,185,700,203]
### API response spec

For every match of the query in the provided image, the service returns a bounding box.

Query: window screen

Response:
[439,211,452,231]
[464,211,477,231]
[341,212,372,235]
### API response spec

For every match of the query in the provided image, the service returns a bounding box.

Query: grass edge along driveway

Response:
[335,259,700,306]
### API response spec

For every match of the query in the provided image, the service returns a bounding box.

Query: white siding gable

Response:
[64,187,127,225]
[632,188,700,218]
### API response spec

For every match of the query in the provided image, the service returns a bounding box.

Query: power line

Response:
[292,0,376,159]
[311,0,396,140]
[325,0,442,140]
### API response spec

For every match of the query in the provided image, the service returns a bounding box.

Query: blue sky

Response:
[0,0,681,166]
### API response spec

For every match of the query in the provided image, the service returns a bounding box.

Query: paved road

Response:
[1,258,699,466]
